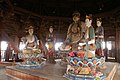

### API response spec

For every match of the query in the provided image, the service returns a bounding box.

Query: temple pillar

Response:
[116,27,120,63]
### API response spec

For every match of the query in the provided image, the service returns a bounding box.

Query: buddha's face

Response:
[85,19,92,27]
[49,27,53,33]
[97,21,102,27]
[28,28,33,35]
[73,16,80,22]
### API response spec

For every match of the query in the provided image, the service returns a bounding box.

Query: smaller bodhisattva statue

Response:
[95,18,104,56]
[85,15,96,58]
[46,26,56,63]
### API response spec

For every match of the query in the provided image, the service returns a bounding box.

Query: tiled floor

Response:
[7,62,67,80]
[0,62,15,80]
[113,63,120,80]
[0,62,119,80]
[0,67,12,80]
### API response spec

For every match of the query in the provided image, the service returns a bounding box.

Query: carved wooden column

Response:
[0,38,1,62]
[116,27,120,63]
[0,21,2,62]
[5,43,10,61]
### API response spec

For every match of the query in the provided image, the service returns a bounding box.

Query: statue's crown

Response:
[96,18,102,22]
[86,14,92,20]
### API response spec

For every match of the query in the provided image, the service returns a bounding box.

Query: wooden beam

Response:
[4,0,14,13]
[14,7,71,20]
[94,7,120,18]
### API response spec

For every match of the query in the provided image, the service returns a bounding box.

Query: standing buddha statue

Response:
[95,18,104,56]
[46,26,56,63]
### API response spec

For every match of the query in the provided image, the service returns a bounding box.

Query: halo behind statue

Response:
[25,26,34,30]
[96,18,102,22]
[72,11,80,17]
[86,14,92,20]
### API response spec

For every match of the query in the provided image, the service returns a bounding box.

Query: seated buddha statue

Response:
[60,11,85,51]
[25,26,38,49]
[21,26,41,65]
